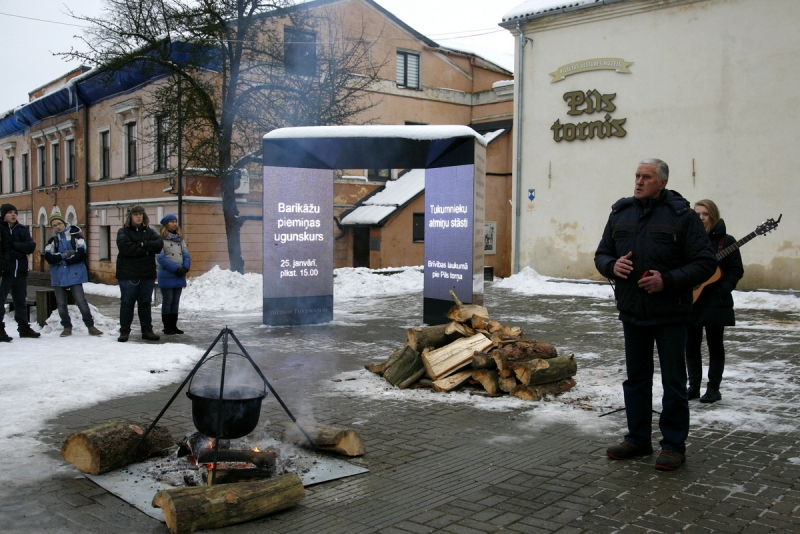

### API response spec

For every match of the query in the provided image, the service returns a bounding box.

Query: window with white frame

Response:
[7,155,14,193]
[66,139,76,183]
[51,142,60,185]
[126,122,137,176]
[396,51,420,89]
[37,146,46,186]
[99,130,110,179]
[99,225,111,261]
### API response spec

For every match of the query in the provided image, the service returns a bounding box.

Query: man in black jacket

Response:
[1,204,40,341]
[595,159,716,471]
[116,205,163,342]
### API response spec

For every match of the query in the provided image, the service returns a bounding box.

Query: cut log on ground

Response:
[447,303,490,324]
[471,351,497,370]
[206,468,274,485]
[511,354,577,386]
[405,324,452,351]
[432,370,473,392]
[61,420,174,475]
[364,362,387,374]
[470,315,489,330]
[498,374,518,393]
[492,342,558,371]
[422,333,494,380]
[152,474,305,534]
[383,346,422,386]
[397,367,426,389]
[487,320,502,333]
[472,369,500,396]
[196,449,277,470]
[281,422,366,456]
[510,378,577,401]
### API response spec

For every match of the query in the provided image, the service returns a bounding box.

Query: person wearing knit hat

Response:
[1,204,40,341]
[116,205,163,342]
[156,214,191,335]
[44,214,103,337]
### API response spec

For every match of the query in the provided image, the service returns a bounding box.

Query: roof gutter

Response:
[501,0,631,26]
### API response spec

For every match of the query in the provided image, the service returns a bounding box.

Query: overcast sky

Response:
[0,0,521,112]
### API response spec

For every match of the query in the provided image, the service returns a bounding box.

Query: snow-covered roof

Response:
[264,125,487,147]
[340,169,426,226]
[483,129,507,145]
[502,0,622,22]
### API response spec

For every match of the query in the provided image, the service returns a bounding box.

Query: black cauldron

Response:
[186,386,267,439]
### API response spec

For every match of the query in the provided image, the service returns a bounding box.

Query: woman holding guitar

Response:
[687,199,744,403]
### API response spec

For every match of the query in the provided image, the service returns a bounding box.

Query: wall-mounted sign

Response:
[549,58,633,83]
[551,89,626,142]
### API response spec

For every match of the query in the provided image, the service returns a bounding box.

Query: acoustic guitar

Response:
[692,215,781,303]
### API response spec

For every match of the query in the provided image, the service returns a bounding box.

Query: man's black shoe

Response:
[18,324,40,338]
[606,441,653,460]
[687,386,701,400]
[699,388,721,403]
[655,450,685,471]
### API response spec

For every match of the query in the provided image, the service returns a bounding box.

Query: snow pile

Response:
[0,307,203,485]
[84,282,121,298]
[180,266,263,311]
[493,266,614,299]
[334,267,423,300]
[733,290,800,312]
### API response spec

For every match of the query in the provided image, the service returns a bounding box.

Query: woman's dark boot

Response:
[700,387,722,403]
[172,314,184,334]
[163,314,176,335]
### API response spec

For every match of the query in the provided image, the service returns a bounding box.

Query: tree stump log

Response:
[472,369,500,395]
[61,420,174,475]
[152,474,304,534]
[281,422,366,456]
[511,354,577,386]
[510,378,577,401]
[471,351,497,370]
[492,342,558,371]
[432,370,473,392]
[383,346,422,386]
[405,324,452,351]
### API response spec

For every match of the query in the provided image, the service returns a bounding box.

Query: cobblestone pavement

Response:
[3,282,800,533]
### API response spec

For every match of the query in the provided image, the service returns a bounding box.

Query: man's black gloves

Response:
[175,267,187,277]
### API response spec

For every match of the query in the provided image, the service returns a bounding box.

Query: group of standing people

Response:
[0,202,189,343]
[595,158,743,471]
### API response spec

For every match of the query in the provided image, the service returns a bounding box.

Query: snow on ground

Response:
[0,306,203,485]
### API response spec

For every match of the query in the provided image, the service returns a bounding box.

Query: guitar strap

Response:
[717,237,725,253]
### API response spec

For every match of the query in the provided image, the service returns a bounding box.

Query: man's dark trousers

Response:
[622,321,690,454]
[0,275,29,325]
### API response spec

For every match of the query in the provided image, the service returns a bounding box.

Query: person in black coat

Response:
[686,199,744,404]
[116,205,163,342]
[1,203,40,341]
[595,159,717,471]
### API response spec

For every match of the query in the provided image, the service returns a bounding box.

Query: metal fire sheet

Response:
[86,445,369,522]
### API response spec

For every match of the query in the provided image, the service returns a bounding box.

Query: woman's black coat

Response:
[690,219,744,326]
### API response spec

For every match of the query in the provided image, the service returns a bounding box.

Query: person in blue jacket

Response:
[44,213,103,337]
[1,203,40,341]
[156,214,190,335]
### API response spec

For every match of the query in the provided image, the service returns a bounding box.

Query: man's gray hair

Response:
[640,158,669,182]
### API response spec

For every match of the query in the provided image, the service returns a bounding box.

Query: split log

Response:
[487,320,502,333]
[492,342,558,371]
[501,325,523,337]
[510,378,577,401]
[497,368,515,379]
[397,367,426,389]
[472,369,500,396]
[432,370,473,392]
[383,346,422,386]
[152,474,304,534]
[414,378,434,389]
[445,321,476,338]
[498,374,518,393]
[61,420,174,475]
[447,304,490,324]
[405,324,452,351]
[196,449,277,470]
[422,333,494,380]
[364,362,387,374]
[206,468,274,485]
[511,354,577,386]
[471,351,497,370]
[470,315,489,330]
[281,422,366,457]
[490,332,526,347]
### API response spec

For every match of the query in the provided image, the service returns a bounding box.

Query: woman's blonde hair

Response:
[694,199,720,234]
[159,221,184,240]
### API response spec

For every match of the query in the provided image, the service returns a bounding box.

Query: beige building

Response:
[502,0,799,290]
[0,0,515,283]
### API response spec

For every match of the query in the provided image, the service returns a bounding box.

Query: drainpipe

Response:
[513,21,527,274]
[177,77,183,224]
[78,89,91,271]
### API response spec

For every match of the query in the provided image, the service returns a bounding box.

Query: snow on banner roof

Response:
[502,0,625,22]
[263,125,487,147]
[341,169,425,226]
[340,205,399,226]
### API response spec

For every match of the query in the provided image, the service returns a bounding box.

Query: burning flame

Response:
[252,447,260,452]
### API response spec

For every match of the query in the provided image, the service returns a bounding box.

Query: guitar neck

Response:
[717,231,757,260]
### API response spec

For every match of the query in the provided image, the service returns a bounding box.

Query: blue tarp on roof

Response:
[0,41,217,138]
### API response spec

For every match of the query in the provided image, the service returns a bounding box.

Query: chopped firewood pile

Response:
[366,291,577,401]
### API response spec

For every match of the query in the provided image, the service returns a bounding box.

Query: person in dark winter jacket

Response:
[0,203,40,341]
[156,214,191,335]
[595,159,717,471]
[44,213,104,337]
[686,199,744,404]
[116,205,163,342]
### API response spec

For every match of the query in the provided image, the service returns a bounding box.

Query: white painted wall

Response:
[510,0,800,289]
